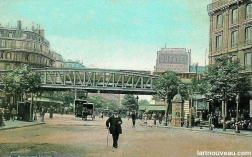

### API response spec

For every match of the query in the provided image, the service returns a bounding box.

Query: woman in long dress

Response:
[0,108,5,127]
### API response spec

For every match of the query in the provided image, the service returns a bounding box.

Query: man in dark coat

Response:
[131,111,136,128]
[49,106,54,118]
[106,109,122,149]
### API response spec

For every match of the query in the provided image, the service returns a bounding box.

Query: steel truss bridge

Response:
[0,68,157,95]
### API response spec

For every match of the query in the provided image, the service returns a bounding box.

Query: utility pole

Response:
[235,94,240,133]
[222,88,226,132]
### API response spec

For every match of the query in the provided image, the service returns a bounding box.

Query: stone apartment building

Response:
[208,0,252,71]
[0,20,54,70]
[208,0,252,121]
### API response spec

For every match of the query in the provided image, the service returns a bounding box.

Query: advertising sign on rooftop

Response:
[156,48,190,73]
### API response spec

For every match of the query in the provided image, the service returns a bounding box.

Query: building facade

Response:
[0,21,54,70]
[208,0,251,69]
[208,0,252,123]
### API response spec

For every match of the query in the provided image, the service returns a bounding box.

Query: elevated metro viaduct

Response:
[0,68,158,95]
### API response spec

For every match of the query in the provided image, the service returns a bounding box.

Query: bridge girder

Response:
[0,68,157,95]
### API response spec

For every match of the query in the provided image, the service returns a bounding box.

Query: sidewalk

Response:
[0,119,45,130]
[143,120,252,137]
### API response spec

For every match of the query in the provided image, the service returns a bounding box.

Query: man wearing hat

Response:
[106,109,122,149]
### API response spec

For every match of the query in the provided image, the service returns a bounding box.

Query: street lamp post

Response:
[189,88,193,129]
[235,94,240,133]
[193,62,199,83]
[136,95,139,119]
[34,94,37,121]
[222,88,226,132]
[164,87,171,126]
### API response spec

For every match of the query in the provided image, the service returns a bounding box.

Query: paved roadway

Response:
[0,114,252,157]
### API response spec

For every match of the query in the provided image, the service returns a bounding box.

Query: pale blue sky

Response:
[0,0,211,70]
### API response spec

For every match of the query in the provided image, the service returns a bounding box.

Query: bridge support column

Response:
[74,90,77,115]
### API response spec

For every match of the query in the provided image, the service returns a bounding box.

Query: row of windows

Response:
[0,39,52,56]
[0,29,49,45]
[0,51,51,66]
[214,26,252,51]
[216,3,252,28]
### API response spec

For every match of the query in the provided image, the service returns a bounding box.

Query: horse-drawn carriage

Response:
[75,99,95,120]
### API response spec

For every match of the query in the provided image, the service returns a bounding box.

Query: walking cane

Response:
[107,127,109,147]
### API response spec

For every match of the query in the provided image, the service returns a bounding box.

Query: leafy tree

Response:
[87,95,103,108]
[121,94,137,110]
[202,55,250,100]
[153,71,189,119]
[63,92,75,105]
[138,99,150,106]
[190,77,210,95]
[3,64,41,102]
[104,100,117,110]
[153,71,187,101]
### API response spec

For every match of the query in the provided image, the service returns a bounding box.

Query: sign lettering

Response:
[159,54,188,64]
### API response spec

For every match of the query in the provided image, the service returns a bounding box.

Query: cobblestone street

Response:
[0,114,251,157]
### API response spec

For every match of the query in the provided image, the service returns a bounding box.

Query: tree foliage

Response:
[153,71,188,101]
[121,94,137,110]
[4,64,41,96]
[201,55,250,100]
[138,99,150,106]
[87,95,103,108]
[104,100,117,110]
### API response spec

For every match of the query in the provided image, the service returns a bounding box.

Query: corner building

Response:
[208,0,252,123]
[208,0,252,69]
[0,20,54,70]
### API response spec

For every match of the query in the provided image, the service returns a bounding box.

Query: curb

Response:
[146,124,252,137]
[0,122,45,131]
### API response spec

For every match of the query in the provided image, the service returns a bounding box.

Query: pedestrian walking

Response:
[41,106,46,122]
[0,108,5,127]
[208,114,213,130]
[152,112,157,125]
[61,107,64,115]
[131,111,136,128]
[143,112,147,124]
[49,106,54,118]
[101,112,104,119]
[158,112,162,124]
[186,114,190,128]
[106,109,122,149]
[82,107,87,121]
[4,107,10,121]
[11,108,17,121]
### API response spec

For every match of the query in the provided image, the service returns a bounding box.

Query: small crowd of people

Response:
[40,106,55,122]
[0,107,17,127]
[105,110,166,150]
